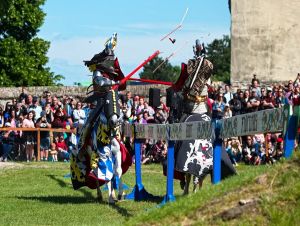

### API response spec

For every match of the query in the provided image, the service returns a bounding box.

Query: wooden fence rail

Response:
[0,127,76,161]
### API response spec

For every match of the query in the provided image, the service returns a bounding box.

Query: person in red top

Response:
[291,86,300,106]
[52,107,67,128]
[55,133,69,161]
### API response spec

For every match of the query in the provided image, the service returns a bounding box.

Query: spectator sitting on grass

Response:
[242,135,257,165]
[142,140,167,164]
[275,136,284,160]
[226,137,241,166]
[49,143,58,162]
[55,133,69,161]
[265,141,276,164]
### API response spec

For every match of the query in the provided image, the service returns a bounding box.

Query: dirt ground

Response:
[0,162,23,170]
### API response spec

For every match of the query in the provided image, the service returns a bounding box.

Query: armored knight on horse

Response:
[70,33,131,204]
[166,40,236,194]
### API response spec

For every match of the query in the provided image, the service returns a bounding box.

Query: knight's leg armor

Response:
[104,90,120,135]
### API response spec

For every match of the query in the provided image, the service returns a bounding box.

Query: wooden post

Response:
[265,133,269,158]
[37,129,40,161]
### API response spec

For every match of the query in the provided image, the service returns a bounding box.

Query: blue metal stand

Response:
[284,115,297,158]
[125,139,157,201]
[160,140,176,206]
[213,121,222,184]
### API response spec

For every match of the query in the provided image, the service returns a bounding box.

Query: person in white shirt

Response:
[72,102,86,132]
[224,84,233,104]
[28,96,42,121]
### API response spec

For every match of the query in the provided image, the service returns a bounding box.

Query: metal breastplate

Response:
[182,58,213,101]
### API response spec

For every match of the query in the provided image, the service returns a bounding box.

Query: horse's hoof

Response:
[108,199,118,204]
[180,180,186,190]
[182,192,189,196]
[118,194,124,201]
[97,196,103,202]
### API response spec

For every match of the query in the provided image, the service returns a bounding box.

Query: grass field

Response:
[1,153,300,226]
[0,162,180,226]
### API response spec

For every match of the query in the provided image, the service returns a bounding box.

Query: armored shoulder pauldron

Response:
[182,57,213,101]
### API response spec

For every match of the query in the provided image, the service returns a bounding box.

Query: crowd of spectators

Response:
[0,73,299,165]
[0,91,87,162]
[119,73,300,166]
[0,89,169,163]
[208,74,300,166]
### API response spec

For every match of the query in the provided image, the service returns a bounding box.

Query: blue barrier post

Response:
[161,140,176,205]
[125,138,157,201]
[213,120,222,184]
[284,105,298,158]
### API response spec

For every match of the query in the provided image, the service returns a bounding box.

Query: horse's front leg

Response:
[183,174,191,195]
[117,177,124,201]
[96,178,103,202]
[107,180,117,204]
[111,138,124,200]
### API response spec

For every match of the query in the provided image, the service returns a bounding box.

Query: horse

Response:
[165,54,236,195]
[70,91,132,204]
[175,113,214,195]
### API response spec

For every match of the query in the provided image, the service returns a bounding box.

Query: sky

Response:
[38,0,231,85]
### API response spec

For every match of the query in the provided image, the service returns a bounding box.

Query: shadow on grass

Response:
[292,157,300,167]
[17,195,97,204]
[108,202,133,217]
[41,175,161,217]
[17,195,133,217]
[46,174,94,199]
[46,174,68,188]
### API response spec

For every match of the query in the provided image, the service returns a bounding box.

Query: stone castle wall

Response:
[0,84,169,105]
[231,0,300,84]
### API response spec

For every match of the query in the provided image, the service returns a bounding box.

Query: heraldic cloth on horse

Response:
[164,42,236,182]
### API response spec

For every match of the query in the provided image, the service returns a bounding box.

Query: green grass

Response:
[0,162,181,226]
[1,154,300,226]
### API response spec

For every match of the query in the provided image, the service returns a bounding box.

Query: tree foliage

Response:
[139,56,180,83]
[139,36,231,84]
[0,0,63,87]
[206,35,231,84]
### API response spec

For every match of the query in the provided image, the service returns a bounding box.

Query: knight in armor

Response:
[171,39,213,118]
[193,39,206,58]
[79,33,125,151]
[166,40,236,193]
[70,33,131,203]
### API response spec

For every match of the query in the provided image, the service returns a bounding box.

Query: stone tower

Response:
[231,0,300,85]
